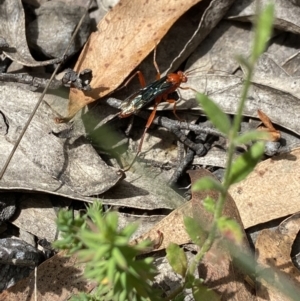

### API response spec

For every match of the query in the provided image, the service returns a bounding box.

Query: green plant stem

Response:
[165,64,256,301]
[188,62,256,277]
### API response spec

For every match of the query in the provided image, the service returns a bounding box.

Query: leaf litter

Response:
[1,0,300,299]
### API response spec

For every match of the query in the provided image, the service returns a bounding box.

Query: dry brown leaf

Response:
[188,169,255,301]
[257,109,281,142]
[256,213,300,301]
[0,251,95,301]
[229,147,300,229]
[61,0,201,121]
[131,201,192,252]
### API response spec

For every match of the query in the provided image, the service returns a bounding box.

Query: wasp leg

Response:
[153,47,161,80]
[122,70,147,89]
[164,97,184,122]
[123,96,162,171]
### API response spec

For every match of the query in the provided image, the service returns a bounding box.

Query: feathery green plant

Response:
[54,202,160,301]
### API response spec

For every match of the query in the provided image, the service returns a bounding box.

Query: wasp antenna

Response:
[185,67,233,77]
[184,66,206,76]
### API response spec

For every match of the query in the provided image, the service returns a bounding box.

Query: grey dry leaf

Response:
[179,74,300,136]
[0,85,123,196]
[102,170,185,210]
[183,17,300,78]
[227,0,300,35]
[11,194,62,243]
[193,147,236,168]
[229,147,300,229]
[256,213,300,301]
[26,1,91,58]
[171,8,300,140]
[0,0,62,66]
[118,212,165,241]
[166,0,236,72]
[0,251,95,301]
[184,20,252,75]
[268,33,300,76]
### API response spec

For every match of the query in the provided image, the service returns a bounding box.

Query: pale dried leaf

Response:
[229,148,300,228]
[134,168,250,256]
[193,148,237,168]
[117,212,165,241]
[132,202,192,252]
[188,169,248,245]
[0,251,95,301]
[256,214,300,301]
[0,0,61,66]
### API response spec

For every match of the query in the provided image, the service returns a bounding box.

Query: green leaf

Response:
[105,212,119,231]
[192,176,225,194]
[173,294,185,301]
[192,281,220,301]
[203,197,216,213]
[120,270,128,290]
[234,130,271,145]
[107,259,116,285]
[185,273,196,289]
[217,217,243,244]
[228,141,265,184]
[166,243,187,277]
[119,290,127,301]
[252,3,274,61]
[197,93,231,135]
[184,216,206,246]
[112,247,128,269]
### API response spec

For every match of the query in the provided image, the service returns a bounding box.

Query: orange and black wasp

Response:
[118,53,196,170]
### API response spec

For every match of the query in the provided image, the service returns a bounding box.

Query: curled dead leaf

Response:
[257,109,281,142]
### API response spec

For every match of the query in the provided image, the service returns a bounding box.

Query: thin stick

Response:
[34,266,37,301]
[0,0,93,180]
